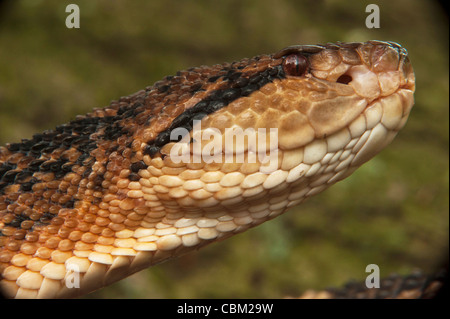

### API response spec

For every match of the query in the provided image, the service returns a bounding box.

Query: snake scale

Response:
[0,40,416,298]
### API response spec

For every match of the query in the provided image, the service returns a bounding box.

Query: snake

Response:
[0,40,416,298]
[296,270,445,299]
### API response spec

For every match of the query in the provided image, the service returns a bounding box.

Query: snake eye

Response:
[282,53,308,76]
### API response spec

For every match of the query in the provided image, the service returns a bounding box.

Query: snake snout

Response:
[399,56,415,92]
[341,42,415,103]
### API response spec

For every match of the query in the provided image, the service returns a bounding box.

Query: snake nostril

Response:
[336,74,352,85]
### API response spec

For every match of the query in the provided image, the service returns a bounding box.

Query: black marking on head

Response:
[5,213,29,228]
[62,199,75,209]
[144,64,285,156]
[131,161,146,173]
[128,173,140,181]
[20,177,39,192]
[273,44,326,59]
[0,169,18,183]
[189,82,205,94]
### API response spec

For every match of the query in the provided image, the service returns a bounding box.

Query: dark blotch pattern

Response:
[1,51,285,237]
[320,271,445,299]
[144,64,284,156]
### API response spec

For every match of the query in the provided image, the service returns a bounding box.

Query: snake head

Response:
[270,40,415,146]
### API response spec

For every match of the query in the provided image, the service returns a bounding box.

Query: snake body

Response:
[0,41,415,298]
[297,270,445,299]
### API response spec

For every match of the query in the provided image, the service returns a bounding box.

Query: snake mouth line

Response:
[365,86,414,112]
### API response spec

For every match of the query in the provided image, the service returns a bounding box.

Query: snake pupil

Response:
[282,53,308,76]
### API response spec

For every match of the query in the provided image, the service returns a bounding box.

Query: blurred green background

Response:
[0,0,448,298]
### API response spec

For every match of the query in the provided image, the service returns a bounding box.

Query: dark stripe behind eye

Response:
[144,65,285,156]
